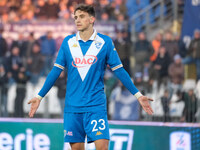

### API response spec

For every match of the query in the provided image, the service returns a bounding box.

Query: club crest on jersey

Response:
[95,42,102,49]
[72,55,98,68]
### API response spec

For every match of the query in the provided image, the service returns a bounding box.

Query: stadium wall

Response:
[0,118,199,150]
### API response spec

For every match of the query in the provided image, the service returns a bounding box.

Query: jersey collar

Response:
[76,29,97,42]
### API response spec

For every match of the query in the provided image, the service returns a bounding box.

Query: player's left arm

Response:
[113,67,153,115]
[106,37,153,115]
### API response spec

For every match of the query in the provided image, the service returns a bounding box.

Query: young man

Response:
[28,4,153,150]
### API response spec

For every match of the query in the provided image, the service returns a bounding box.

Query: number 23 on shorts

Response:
[91,119,106,132]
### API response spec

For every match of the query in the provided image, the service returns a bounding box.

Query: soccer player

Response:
[28,4,153,150]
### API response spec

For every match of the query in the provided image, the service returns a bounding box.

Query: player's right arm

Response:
[28,66,63,117]
[28,37,68,117]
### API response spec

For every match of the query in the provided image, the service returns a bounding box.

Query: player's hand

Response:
[28,97,41,118]
[138,96,153,115]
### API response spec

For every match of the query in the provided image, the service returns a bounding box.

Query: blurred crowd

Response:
[106,29,200,123]
[0,0,199,123]
[0,0,128,23]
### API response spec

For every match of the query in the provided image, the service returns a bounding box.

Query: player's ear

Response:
[90,16,95,24]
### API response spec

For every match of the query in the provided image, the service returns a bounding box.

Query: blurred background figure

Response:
[114,30,132,75]
[180,89,198,123]
[14,67,29,118]
[162,30,179,62]
[109,81,140,121]
[0,25,8,64]
[151,45,170,92]
[183,29,200,81]
[0,64,10,117]
[133,32,153,73]
[168,54,184,97]
[54,71,67,118]
[27,42,44,86]
[39,31,56,76]
[161,89,171,122]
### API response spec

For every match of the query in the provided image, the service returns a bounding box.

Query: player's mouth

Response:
[77,24,82,27]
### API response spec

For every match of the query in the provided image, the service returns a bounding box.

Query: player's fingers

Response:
[28,100,33,104]
[145,106,153,115]
[29,105,36,117]
[148,106,154,114]
[29,109,35,118]
[148,98,153,101]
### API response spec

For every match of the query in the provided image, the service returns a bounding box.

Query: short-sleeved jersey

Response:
[55,30,122,112]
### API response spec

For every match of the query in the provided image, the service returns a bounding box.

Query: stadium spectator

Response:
[10,33,28,58]
[112,0,127,18]
[58,1,70,20]
[114,30,132,75]
[151,45,170,90]
[0,26,8,64]
[45,0,59,19]
[39,31,56,76]
[168,54,184,95]
[54,71,67,118]
[19,0,35,21]
[150,32,163,62]
[0,0,9,16]
[104,68,118,119]
[182,29,200,81]
[161,89,171,122]
[174,34,187,58]
[35,0,47,20]
[161,30,179,61]
[0,64,10,117]
[182,89,198,122]
[7,0,20,12]
[100,12,109,22]
[14,67,29,118]
[85,0,94,5]
[142,60,152,94]
[6,46,23,82]
[27,42,44,86]
[26,32,37,58]
[133,32,153,72]
[116,13,128,32]
[95,0,110,20]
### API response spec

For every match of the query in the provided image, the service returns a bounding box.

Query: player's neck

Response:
[79,27,94,42]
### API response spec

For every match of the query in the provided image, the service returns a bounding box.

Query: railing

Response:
[130,0,179,41]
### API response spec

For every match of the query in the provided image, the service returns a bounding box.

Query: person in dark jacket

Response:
[114,30,132,75]
[152,45,171,89]
[0,26,8,63]
[27,42,44,86]
[54,71,67,118]
[0,64,11,117]
[14,67,29,118]
[161,31,179,61]
[161,89,171,122]
[134,32,153,72]
[40,31,56,76]
[182,29,200,80]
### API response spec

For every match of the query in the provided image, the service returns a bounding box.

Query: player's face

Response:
[74,10,95,31]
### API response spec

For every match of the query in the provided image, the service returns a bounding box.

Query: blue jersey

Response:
[54,30,122,112]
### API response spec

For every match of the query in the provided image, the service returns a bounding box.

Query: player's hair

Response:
[74,4,95,17]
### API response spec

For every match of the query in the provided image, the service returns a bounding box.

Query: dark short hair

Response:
[74,4,95,17]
